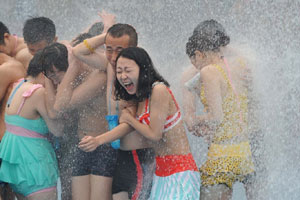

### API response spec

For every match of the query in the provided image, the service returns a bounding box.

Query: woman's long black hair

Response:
[114,47,169,102]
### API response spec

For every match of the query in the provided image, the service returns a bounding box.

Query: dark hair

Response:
[114,47,169,102]
[87,22,104,36]
[71,22,104,47]
[186,19,230,57]
[106,24,138,47]
[40,43,68,76]
[23,17,56,44]
[71,32,92,47]
[26,50,44,77]
[0,21,9,45]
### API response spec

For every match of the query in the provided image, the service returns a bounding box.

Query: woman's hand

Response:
[78,136,100,152]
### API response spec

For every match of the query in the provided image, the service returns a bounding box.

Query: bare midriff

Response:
[77,95,108,139]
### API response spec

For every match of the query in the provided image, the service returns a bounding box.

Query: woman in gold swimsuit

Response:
[185,19,255,200]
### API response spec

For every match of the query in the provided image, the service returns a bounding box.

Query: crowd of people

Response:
[0,11,258,200]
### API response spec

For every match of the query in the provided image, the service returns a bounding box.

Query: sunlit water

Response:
[1,0,300,199]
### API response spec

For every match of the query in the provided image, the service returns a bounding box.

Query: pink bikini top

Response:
[7,78,43,115]
[137,82,182,132]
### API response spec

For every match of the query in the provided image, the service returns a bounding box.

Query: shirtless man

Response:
[72,13,155,200]
[41,37,116,200]
[0,22,26,139]
[0,22,28,69]
[0,54,25,200]
[0,22,26,200]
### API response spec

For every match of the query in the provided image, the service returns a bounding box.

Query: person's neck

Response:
[25,76,38,84]
[207,51,224,67]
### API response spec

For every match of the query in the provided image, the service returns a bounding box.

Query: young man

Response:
[0,53,25,200]
[0,22,27,139]
[73,21,155,200]
[0,21,27,200]
[41,40,115,200]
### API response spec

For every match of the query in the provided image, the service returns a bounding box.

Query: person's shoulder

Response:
[201,64,219,75]
[30,85,45,99]
[15,48,32,69]
[0,53,14,64]
[152,82,169,96]
[0,57,25,76]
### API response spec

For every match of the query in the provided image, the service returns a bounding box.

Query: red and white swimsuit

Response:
[137,82,182,132]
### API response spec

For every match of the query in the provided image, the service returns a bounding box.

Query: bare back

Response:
[0,56,25,139]
[201,57,250,144]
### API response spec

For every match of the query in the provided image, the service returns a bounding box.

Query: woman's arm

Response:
[53,57,80,112]
[78,123,133,152]
[34,88,64,137]
[193,66,224,129]
[120,84,170,142]
[180,66,199,132]
[44,78,60,119]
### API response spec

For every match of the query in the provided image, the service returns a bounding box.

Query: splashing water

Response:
[1,0,300,199]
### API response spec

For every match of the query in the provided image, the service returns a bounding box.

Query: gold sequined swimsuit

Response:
[200,63,255,188]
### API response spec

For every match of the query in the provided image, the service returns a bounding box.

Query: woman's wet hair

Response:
[71,32,92,47]
[87,22,104,36]
[114,47,169,102]
[41,42,68,76]
[26,50,44,77]
[186,19,230,57]
[71,22,104,47]
[26,42,68,77]
[0,21,9,45]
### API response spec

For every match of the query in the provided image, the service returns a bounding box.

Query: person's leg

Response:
[15,193,27,200]
[243,173,257,200]
[90,175,113,200]
[1,184,15,200]
[59,144,74,200]
[112,150,137,200]
[27,189,57,200]
[130,148,155,200]
[71,142,91,200]
[90,144,117,200]
[72,175,90,200]
[112,156,129,200]
[112,192,129,200]
[200,184,232,200]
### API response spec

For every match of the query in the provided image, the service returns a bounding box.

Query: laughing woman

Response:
[79,47,200,200]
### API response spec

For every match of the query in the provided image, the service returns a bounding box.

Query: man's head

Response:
[0,21,15,56]
[23,17,57,55]
[105,23,137,67]
[39,42,68,85]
